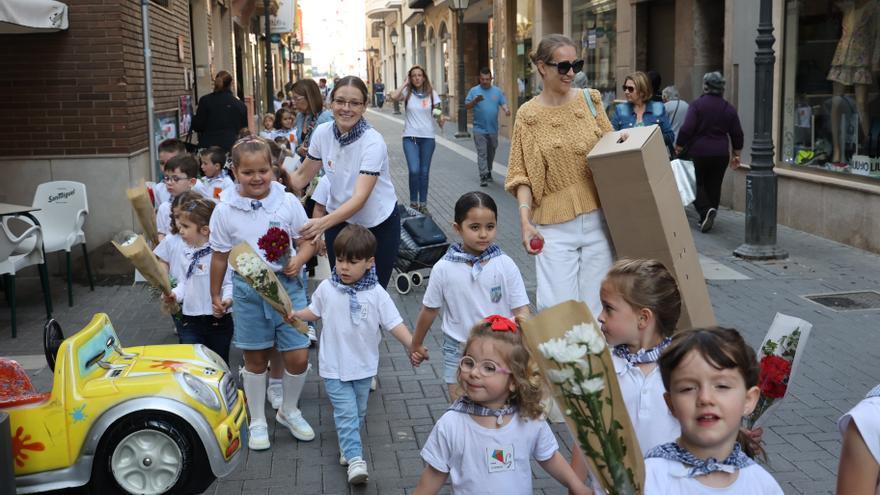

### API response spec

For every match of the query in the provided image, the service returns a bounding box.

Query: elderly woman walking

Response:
[675,71,744,233]
[505,34,615,318]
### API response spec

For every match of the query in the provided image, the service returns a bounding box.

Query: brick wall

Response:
[0,0,193,157]
[121,0,193,153]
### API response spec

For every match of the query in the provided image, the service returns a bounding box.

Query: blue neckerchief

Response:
[329,266,379,324]
[442,243,502,280]
[867,384,880,399]
[448,395,517,426]
[645,442,754,478]
[186,246,212,279]
[251,200,262,210]
[613,337,673,365]
[333,118,370,147]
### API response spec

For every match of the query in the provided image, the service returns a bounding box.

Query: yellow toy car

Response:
[1,313,246,494]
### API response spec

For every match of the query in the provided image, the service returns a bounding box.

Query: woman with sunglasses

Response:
[389,65,444,215]
[610,71,676,155]
[290,79,334,162]
[288,76,401,289]
[504,34,615,319]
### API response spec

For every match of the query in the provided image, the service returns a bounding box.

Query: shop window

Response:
[571,0,617,111]
[514,0,535,106]
[782,0,880,179]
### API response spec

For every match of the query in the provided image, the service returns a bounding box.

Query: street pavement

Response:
[3,105,880,494]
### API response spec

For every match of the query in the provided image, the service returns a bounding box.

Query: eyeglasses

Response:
[291,95,305,103]
[622,85,637,93]
[332,98,365,109]
[459,356,511,377]
[545,59,584,75]
[163,175,190,183]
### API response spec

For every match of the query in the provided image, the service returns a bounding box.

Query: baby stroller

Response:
[394,205,449,295]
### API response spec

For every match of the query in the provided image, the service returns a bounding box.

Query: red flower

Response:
[758,355,792,399]
[257,227,291,263]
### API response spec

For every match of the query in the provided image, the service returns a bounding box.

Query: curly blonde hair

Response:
[459,319,545,420]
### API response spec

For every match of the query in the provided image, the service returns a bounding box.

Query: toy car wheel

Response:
[43,318,65,372]
[411,272,423,287]
[92,413,213,495]
[395,273,412,295]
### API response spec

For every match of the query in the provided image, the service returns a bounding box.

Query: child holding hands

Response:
[290,225,424,485]
[414,316,591,495]
[209,136,317,451]
[162,198,234,362]
[410,191,530,400]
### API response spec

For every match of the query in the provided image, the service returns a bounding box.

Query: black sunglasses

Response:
[622,85,637,93]
[545,59,585,75]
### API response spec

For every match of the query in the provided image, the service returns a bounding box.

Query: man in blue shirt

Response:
[465,68,510,186]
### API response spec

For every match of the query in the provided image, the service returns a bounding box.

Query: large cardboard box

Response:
[587,125,716,331]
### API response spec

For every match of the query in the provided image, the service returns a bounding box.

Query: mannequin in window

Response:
[827,0,880,164]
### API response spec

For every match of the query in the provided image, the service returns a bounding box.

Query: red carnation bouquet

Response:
[744,313,812,429]
[257,227,291,267]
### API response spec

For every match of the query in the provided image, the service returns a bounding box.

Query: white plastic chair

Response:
[31,181,94,306]
[0,217,52,338]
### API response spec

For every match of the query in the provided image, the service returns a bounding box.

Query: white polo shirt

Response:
[169,244,233,316]
[311,175,330,207]
[422,255,530,343]
[644,458,783,494]
[156,201,173,236]
[307,122,397,228]
[838,395,880,495]
[308,279,403,381]
[200,175,235,201]
[153,234,185,281]
[612,354,681,454]
[210,181,308,272]
[421,411,558,495]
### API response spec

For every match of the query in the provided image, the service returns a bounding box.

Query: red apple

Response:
[529,237,544,252]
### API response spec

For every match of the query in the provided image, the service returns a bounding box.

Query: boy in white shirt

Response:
[157,154,203,241]
[199,146,235,200]
[290,225,425,485]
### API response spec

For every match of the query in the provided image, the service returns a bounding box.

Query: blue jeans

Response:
[324,377,372,460]
[402,137,436,204]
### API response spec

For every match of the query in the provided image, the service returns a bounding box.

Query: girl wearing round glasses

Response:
[288,76,401,288]
[610,71,676,155]
[504,34,615,319]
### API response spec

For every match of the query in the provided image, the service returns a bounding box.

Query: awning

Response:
[0,0,69,34]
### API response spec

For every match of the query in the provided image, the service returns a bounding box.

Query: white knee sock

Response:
[281,363,310,415]
[241,368,268,425]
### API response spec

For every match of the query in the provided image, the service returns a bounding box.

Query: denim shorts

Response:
[231,272,310,352]
[442,333,463,384]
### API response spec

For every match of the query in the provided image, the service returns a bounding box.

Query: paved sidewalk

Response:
[2,109,879,494]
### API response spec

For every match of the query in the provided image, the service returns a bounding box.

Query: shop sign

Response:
[850,155,880,178]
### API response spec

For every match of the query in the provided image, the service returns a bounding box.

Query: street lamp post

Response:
[449,0,470,138]
[391,30,400,115]
[733,0,788,260]
[263,0,274,114]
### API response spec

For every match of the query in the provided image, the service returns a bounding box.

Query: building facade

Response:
[0,0,301,271]
[364,0,878,253]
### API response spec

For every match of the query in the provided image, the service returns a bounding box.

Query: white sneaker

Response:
[347,457,368,485]
[276,408,315,441]
[370,376,377,391]
[339,452,348,466]
[248,422,270,451]
[267,383,283,410]
[307,325,318,344]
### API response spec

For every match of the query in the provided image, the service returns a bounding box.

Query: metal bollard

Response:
[0,412,14,495]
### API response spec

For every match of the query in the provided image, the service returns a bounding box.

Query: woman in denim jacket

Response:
[610,71,675,155]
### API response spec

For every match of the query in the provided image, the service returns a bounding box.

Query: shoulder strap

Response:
[581,89,597,118]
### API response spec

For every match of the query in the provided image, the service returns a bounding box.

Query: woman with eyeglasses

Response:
[610,71,676,155]
[288,76,401,288]
[290,79,334,162]
[504,34,615,319]
[389,65,445,215]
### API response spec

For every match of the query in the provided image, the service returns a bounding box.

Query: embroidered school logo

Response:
[486,445,514,473]
[490,286,502,303]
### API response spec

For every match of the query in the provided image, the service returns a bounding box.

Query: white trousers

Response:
[535,209,614,318]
